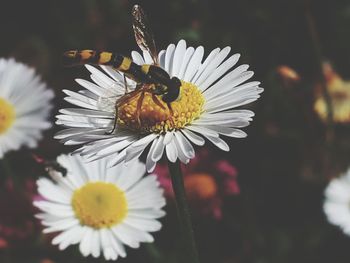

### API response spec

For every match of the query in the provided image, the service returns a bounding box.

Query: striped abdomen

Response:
[63,50,149,83]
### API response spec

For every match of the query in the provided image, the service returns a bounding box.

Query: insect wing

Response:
[132,5,158,65]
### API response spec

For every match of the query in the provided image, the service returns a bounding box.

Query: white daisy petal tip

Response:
[0,58,53,157]
[34,154,165,260]
[57,40,262,167]
[84,64,96,72]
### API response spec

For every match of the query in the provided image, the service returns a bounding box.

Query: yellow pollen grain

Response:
[0,97,15,135]
[117,81,205,133]
[71,182,128,229]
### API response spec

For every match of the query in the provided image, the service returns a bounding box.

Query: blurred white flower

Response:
[0,58,54,157]
[324,167,350,235]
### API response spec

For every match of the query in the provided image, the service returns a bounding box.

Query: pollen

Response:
[0,97,15,135]
[117,81,205,133]
[71,182,128,229]
[185,173,218,200]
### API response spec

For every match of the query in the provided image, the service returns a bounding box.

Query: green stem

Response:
[145,243,163,263]
[167,160,200,263]
[304,0,334,142]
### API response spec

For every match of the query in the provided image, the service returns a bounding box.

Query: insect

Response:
[63,5,181,133]
[33,154,68,177]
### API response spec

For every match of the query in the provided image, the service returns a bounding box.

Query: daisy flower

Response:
[34,154,165,260]
[324,167,350,235]
[155,149,239,219]
[0,58,54,158]
[56,40,263,171]
[314,62,350,124]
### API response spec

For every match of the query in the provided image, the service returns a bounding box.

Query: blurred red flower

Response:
[0,178,39,249]
[154,149,239,220]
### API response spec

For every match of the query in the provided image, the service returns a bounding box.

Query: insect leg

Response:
[105,90,141,135]
[151,94,166,110]
[166,102,174,115]
[105,115,118,135]
[116,90,139,107]
[135,91,145,128]
[123,74,129,93]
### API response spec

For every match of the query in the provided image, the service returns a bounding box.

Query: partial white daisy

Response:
[56,40,263,172]
[324,167,350,235]
[0,58,54,158]
[34,154,165,261]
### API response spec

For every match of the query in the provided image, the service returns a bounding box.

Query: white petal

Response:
[199,53,241,91]
[203,64,250,98]
[115,160,146,191]
[125,217,162,232]
[132,51,145,65]
[91,230,101,258]
[79,227,94,257]
[53,225,85,250]
[204,125,247,138]
[206,135,230,151]
[43,218,79,233]
[166,139,178,162]
[174,131,195,159]
[195,46,231,87]
[100,65,124,82]
[146,137,160,171]
[151,135,165,162]
[109,231,127,258]
[163,131,174,145]
[143,50,154,64]
[171,40,187,77]
[128,209,166,219]
[181,129,205,146]
[75,79,105,97]
[192,48,220,83]
[158,50,166,68]
[177,47,195,80]
[183,46,204,82]
[186,125,219,138]
[100,229,119,261]
[164,44,176,73]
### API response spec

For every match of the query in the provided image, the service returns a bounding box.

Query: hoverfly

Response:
[63,5,181,133]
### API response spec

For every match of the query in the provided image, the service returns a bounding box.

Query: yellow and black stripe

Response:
[63,49,181,102]
[63,50,149,83]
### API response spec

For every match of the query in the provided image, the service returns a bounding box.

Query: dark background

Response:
[1,0,350,262]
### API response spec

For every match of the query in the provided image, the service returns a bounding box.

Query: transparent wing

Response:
[132,5,158,65]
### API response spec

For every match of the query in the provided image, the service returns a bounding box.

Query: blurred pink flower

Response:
[0,178,39,249]
[154,149,239,220]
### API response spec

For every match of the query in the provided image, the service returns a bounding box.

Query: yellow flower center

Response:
[71,182,128,229]
[314,79,350,124]
[117,81,205,133]
[185,173,218,200]
[0,97,15,135]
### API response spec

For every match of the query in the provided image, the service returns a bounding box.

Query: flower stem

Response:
[304,0,334,142]
[167,160,200,263]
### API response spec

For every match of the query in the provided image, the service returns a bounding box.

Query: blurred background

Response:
[1,0,350,262]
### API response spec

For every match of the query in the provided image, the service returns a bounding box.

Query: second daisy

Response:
[34,155,166,261]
